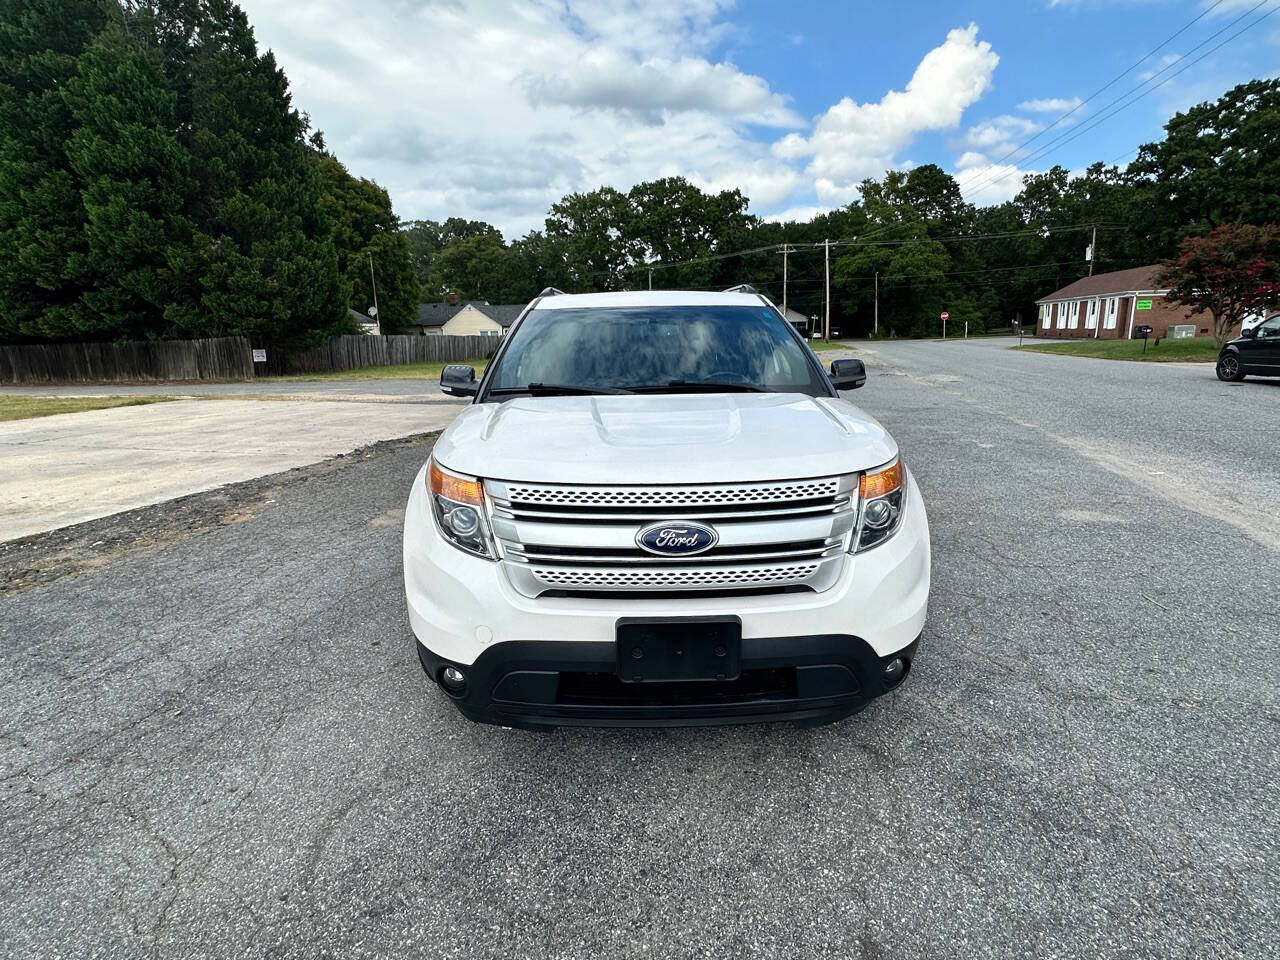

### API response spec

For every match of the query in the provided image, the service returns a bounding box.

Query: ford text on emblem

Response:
[635,521,719,557]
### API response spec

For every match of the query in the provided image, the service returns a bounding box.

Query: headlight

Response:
[427,459,496,559]
[853,458,906,552]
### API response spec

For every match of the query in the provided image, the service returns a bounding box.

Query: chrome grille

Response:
[487,476,856,597]
[529,562,821,590]
[505,478,841,508]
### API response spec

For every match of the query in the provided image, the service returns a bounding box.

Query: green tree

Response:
[0,0,108,339]
[625,177,752,289]
[61,24,192,340]
[140,0,344,345]
[1156,222,1280,346]
[403,217,503,295]
[431,233,514,301]
[315,150,419,333]
[1132,79,1280,251]
[545,186,635,291]
[507,229,570,301]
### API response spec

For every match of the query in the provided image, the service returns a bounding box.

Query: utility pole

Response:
[874,271,879,337]
[367,252,380,328]
[823,238,830,341]
[1088,223,1097,277]
[781,244,789,315]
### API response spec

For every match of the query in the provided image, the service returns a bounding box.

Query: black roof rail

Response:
[722,284,758,295]
[538,286,567,297]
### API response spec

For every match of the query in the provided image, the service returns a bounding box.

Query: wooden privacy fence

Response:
[0,336,253,384]
[275,334,502,375]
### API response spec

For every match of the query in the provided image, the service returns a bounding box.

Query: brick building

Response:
[1035,265,1213,340]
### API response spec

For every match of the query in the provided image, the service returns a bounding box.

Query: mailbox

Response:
[1133,324,1153,340]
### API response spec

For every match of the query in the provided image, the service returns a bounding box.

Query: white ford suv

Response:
[403,288,930,728]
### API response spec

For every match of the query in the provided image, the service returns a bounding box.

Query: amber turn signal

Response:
[429,460,484,506]
[860,460,904,501]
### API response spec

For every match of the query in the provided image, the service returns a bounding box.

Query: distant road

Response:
[0,376,449,398]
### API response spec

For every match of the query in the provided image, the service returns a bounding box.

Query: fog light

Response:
[440,666,467,692]
[446,505,480,537]
[883,657,906,684]
[864,498,893,529]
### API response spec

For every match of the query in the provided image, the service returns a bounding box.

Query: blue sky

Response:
[238,0,1280,236]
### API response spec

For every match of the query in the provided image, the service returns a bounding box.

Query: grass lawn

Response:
[264,358,491,382]
[1014,338,1221,363]
[0,394,180,423]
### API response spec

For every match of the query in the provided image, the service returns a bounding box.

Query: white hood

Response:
[431,393,897,485]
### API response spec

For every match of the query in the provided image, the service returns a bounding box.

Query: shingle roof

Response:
[415,301,527,328]
[1036,265,1165,303]
[415,300,475,327]
[349,308,374,324]
[475,304,525,328]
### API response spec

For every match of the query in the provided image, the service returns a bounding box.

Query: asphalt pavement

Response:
[2,339,1277,959]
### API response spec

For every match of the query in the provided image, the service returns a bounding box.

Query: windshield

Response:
[484,305,828,397]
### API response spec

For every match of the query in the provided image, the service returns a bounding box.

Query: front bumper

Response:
[403,462,930,727]
[416,633,921,728]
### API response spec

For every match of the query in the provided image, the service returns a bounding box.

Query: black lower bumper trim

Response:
[415,633,920,729]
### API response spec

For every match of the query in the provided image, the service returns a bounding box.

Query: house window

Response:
[1085,298,1099,330]
[1104,297,1118,330]
[1056,303,1067,329]
[1067,301,1080,329]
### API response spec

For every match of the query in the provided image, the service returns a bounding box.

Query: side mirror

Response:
[1241,327,1257,339]
[829,358,866,391]
[440,364,478,397]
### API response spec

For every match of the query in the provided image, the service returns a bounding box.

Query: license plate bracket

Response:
[615,616,742,683]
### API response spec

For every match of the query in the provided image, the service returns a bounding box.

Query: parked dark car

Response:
[1217,314,1280,382]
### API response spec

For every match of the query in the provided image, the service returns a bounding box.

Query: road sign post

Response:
[941,311,949,339]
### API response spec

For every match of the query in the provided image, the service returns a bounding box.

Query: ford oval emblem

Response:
[635,521,719,557]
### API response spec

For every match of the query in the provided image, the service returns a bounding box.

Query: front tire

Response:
[1216,352,1245,382]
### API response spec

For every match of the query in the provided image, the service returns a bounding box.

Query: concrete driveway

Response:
[3,339,1277,959]
[0,397,463,541]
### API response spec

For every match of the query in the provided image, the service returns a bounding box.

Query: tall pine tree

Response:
[140,0,344,345]
[0,0,108,339]
[62,22,192,339]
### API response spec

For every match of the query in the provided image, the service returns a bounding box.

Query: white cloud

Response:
[955,151,990,169]
[1017,96,1084,112]
[763,205,825,224]
[235,0,807,237]
[958,114,1042,158]
[1136,53,1180,83]
[237,3,1005,233]
[954,158,1033,204]
[522,52,802,126]
[775,24,999,204]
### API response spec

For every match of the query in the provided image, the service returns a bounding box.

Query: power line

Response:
[1000,4,1277,183]
[958,0,1229,197]
[964,0,1274,200]
[587,222,1128,289]
[757,259,1105,286]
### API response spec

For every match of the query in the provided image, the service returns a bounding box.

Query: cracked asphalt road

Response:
[2,340,1277,959]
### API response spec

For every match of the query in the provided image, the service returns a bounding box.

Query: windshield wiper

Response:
[630,379,769,393]
[488,383,634,397]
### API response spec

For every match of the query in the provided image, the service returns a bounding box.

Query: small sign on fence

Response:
[252,349,267,363]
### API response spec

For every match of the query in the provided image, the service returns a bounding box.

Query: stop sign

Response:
[940,311,950,321]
